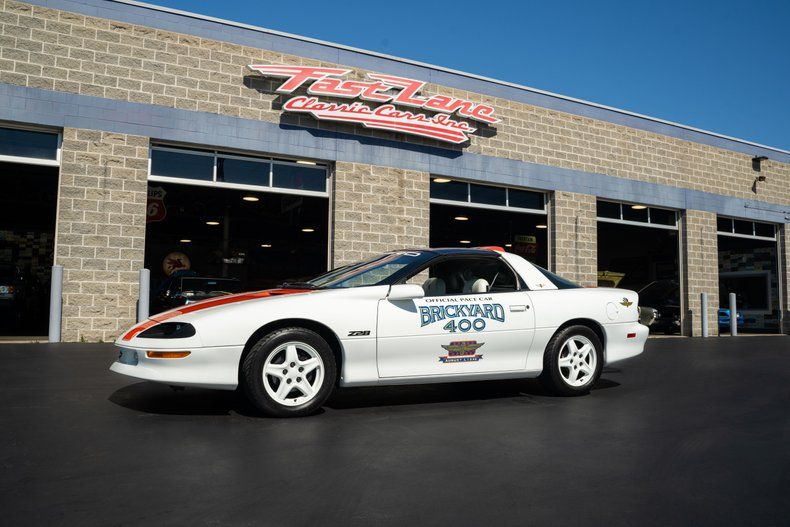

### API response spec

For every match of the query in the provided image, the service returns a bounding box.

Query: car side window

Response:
[406,257,519,297]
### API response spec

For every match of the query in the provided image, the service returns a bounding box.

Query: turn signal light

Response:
[146,351,191,359]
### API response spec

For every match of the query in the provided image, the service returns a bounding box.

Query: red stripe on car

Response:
[121,288,311,341]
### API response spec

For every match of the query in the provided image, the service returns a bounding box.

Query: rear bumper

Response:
[109,345,244,390]
[604,322,648,364]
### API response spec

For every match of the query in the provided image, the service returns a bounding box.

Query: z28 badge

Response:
[439,341,485,363]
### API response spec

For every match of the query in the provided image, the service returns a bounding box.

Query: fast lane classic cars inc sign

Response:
[247,65,499,144]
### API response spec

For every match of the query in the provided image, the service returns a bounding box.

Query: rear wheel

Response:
[242,327,336,417]
[540,325,603,396]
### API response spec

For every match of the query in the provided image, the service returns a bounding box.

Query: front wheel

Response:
[540,325,603,396]
[241,327,337,417]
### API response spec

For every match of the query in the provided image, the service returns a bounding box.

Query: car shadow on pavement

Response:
[108,376,621,417]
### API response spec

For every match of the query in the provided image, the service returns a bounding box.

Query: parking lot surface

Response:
[1,336,789,526]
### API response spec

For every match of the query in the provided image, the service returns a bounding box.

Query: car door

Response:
[376,255,535,378]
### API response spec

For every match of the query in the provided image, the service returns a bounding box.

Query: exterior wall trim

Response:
[2,82,789,225]
[19,0,790,163]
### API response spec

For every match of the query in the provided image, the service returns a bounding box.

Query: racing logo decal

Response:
[620,297,634,307]
[439,341,485,363]
[419,300,505,333]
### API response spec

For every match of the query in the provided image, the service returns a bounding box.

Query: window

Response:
[308,252,434,289]
[408,257,520,297]
[430,177,545,212]
[716,216,776,240]
[151,148,214,181]
[0,127,59,164]
[533,265,582,290]
[217,156,269,186]
[596,200,678,229]
[149,146,329,194]
[272,162,327,192]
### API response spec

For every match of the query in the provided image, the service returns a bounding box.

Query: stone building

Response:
[0,0,788,341]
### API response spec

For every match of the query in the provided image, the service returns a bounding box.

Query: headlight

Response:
[138,322,196,339]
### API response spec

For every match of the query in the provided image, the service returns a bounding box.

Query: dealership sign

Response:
[247,65,499,144]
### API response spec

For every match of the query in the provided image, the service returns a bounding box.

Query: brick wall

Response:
[1,0,788,209]
[333,162,429,267]
[550,191,597,287]
[56,128,148,342]
[681,210,719,336]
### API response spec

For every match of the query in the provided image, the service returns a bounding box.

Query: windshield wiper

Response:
[278,281,321,289]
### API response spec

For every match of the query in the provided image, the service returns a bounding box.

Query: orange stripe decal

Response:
[121,288,310,341]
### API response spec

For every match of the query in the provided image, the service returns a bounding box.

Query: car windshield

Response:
[179,278,241,294]
[306,251,433,289]
[533,264,582,289]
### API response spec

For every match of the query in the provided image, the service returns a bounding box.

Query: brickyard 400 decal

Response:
[247,65,499,144]
[419,300,505,333]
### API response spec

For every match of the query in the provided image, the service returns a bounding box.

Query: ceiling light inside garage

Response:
[205,221,220,226]
[536,224,547,229]
[302,228,315,233]
[179,239,191,243]
[433,178,451,183]
[243,195,259,202]
[505,243,512,247]
[631,204,647,210]
[260,244,272,248]
[454,216,469,221]
[459,240,471,244]
[296,160,317,165]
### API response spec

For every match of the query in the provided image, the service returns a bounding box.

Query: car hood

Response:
[120,288,313,341]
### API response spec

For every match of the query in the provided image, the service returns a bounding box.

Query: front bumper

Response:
[604,322,649,364]
[110,345,244,390]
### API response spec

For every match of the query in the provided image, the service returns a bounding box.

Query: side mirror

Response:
[388,284,425,301]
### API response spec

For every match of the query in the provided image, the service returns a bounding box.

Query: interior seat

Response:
[470,278,489,294]
[422,277,446,296]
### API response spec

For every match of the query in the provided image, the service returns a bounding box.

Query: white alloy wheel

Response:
[262,341,324,407]
[558,335,597,387]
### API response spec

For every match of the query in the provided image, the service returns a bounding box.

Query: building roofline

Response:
[110,0,789,157]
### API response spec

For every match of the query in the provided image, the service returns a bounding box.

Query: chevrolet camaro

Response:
[111,247,648,417]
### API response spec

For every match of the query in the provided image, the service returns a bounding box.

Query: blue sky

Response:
[152,0,789,150]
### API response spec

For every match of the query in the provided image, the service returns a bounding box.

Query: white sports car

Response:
[111,248,648,417]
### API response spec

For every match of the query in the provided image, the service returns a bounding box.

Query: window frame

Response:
[596,199,679,230]
[429,177,547,216]
[148,144,330,198]
[0,125,61,167]
[715,216,777,241]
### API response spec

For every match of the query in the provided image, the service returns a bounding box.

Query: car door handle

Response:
[509,305,528,312]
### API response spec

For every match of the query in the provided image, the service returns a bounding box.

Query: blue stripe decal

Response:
[17,0,790,163]
[1,82,788,224]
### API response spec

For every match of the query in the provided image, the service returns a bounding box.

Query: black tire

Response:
[540,325,603,396]
[241,327,337,417]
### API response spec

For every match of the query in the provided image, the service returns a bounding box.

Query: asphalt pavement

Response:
[1,336,789,526]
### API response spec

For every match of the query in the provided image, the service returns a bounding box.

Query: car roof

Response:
[394,247,502,257]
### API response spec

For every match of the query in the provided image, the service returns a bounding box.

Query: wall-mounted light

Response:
[752,155,768,172]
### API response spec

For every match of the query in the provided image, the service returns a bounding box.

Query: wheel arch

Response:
[238,318,344,385]
[548,318,607,360]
